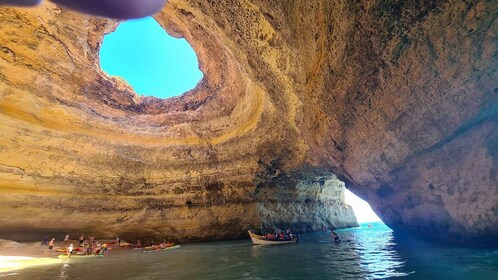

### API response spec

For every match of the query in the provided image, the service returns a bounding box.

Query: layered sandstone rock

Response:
[256,172,358,232]
[0,0,496,245]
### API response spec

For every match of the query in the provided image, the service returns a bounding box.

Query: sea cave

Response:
[0,0,497,278]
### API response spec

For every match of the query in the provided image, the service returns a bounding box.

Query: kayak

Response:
[57,254,103,259]
[119,242,134,248]
[144,245,181,252]
[56,247,81,252]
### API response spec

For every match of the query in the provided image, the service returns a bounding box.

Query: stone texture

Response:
[256,172,358,232]
[0,0,496,245]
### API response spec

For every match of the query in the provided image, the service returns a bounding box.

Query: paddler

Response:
[101,243,108,255]
[67,244,74,258]
[331,230,340,241]
[44,238,55,255]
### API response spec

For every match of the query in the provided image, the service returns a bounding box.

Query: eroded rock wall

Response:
[0,0,496,245]
[256,172,357,232]
[0,1,357,242]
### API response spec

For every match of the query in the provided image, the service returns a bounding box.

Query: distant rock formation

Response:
[0,0,496,245]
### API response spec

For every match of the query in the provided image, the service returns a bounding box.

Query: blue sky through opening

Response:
[100,17,203,99]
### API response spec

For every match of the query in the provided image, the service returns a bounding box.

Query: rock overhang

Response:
[0,0,497,246]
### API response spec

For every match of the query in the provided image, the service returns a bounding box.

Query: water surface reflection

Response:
[2,223,497,279]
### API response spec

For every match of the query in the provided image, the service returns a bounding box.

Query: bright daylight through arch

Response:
[345,189,382,223]
[99,17,203,99]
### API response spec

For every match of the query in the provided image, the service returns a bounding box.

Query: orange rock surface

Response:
[0,0,496,245]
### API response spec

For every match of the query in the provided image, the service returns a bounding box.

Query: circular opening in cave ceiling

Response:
[99,17,203,99]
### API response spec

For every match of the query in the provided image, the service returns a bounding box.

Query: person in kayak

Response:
[44,238,55,254]
[331,230,340,241]
[67,244,74,258]
[101,243,108,255]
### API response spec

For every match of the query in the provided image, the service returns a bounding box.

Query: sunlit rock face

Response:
[0,0,496,245]
[256,171,357,232]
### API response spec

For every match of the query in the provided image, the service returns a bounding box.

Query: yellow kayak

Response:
[57,254,103,259]
[56,247,82,253]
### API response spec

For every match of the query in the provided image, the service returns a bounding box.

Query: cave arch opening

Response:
[99,17,203,99]
[345,188,383,225]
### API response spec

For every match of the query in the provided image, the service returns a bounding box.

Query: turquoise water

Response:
[2,222,497,279]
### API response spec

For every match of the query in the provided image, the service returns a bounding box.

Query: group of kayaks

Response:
[56,243,181,259]
[56,229,331,259]
[58,254,104,259]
